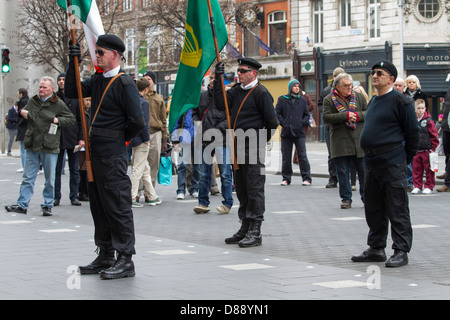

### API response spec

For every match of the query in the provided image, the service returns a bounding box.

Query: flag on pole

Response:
[57,0,105,66]
[168,0,228,133]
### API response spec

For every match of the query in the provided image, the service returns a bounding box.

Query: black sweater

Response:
[360,89,419,168]
[65,65,144,156]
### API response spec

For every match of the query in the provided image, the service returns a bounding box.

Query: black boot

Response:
[79,250,116,275]
[238,219,262,248]
[100,253,135,280]
[225,219,250,244]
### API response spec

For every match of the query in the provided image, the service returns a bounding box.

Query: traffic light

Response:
[2,48,11,73]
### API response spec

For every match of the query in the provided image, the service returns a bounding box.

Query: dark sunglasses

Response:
[237,68,253,74]
[371,70,388,77]
[95,49,112,56]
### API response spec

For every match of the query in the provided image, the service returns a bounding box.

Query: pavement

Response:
[1,141,450,303]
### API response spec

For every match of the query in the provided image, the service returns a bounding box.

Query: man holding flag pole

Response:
[169,0,278,248]
[59,0,145,280]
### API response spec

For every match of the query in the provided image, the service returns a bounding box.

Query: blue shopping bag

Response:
[157,156,172,185]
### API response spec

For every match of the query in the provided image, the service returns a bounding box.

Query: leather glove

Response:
[215,62,225,75]
[68,40,81,62]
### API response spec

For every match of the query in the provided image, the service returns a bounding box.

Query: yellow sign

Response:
[180,23,202,68]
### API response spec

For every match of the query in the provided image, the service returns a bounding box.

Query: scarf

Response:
[331,88,357,130]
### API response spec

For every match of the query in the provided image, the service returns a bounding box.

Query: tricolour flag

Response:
[168,0,228,133]
[57,0,105,66]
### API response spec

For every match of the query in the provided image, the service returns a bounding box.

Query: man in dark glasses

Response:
[213,57,279,248]
[65,34,145,280]
[353,60,419,268]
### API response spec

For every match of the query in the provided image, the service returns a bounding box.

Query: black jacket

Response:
[65,66,145,156]
[57,89,83,149]
[276,95,310,138]
[192,86,228,146]
[16,95,29,141]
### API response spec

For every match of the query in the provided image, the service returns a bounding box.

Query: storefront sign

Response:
[404,48,450,69]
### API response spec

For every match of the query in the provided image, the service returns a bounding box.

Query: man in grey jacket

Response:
[5,76,76,216]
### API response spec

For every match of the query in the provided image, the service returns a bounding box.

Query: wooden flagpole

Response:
[66,1,94,182]
[206,0,239,170]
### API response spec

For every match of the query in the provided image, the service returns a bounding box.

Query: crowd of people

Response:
[3,32,450,279]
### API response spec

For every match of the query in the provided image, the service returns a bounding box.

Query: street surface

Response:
[1,142,449,303]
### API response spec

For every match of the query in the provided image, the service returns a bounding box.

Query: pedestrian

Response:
[65,34,145,279]
[138,70,169,203]
[323,73,367,209]
[15,88,29,172]
[318,67,345,188]
[5,103,19,156]
[192,70,233,214]
[78,97,91,202]
[276,79,312,186]
[436,114,444,155]
[172,108,200,200]
[352,61,420,267]
[5,76,76,216]
[411,99,439,194]
[214,57,279,248]
[53,72,85,207]
[130,78,161,208]
[404,74,428,107]
[394,77,415,192]
[436,85,450,192]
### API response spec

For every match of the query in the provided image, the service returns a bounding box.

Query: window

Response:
[123,0,132,12]
[368,0,380,39]
[125,28,135,67]
[104,0,110,15]
[146,26,162,64]
[243,26,260,57]
[340,0,351,27]
[418,0,440,19]
[268,11,287,55]
[313,0,323,44]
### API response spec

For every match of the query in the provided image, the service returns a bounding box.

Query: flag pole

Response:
[66,0,94,182]
[206,0,239,170]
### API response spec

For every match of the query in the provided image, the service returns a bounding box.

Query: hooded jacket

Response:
[275,79,310,138]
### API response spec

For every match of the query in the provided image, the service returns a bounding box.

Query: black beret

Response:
[372,60,398,81]
[238,57,262,70]
[144,71,157,84]
[96,34,125,54]
[57,73,66,80]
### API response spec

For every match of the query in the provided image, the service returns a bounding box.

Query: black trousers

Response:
[281,136,311,183]
[364,161,412,252]
[235,159,266,221]
[89,152,135,255]
[55,148,80,201]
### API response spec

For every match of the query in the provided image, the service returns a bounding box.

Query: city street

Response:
[1,142,450,303]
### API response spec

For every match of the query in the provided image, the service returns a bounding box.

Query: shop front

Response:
[404,46,450,120]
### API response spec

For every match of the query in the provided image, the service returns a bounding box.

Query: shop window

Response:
[268,11,287,55]
[313,0,323,44]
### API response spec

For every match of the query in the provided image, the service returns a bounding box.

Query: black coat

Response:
[276,95,310,138]
[57,90,83,149]
[16,95,29,141]
[192,86,228,146]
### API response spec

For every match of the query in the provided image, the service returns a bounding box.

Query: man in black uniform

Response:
[65,34,145,279]
[214,58,279,247]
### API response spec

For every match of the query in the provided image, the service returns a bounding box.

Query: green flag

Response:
[168,0,228,133]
